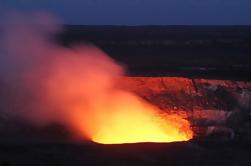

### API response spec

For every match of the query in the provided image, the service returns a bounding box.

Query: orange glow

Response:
[91,101,194,144]
[41,48,193,144]
[71,91,193,144]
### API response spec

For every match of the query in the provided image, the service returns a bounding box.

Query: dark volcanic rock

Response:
[0,141,251,166]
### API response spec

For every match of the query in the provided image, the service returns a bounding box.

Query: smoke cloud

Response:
[0,12,123,138]
[0,12,193,143]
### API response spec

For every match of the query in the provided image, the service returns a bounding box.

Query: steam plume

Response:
[0,12,193,143]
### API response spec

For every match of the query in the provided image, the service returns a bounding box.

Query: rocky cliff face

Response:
[120,77,251,111]
[120,77,251,139]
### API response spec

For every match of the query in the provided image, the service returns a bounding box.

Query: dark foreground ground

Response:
[1,140,251,166]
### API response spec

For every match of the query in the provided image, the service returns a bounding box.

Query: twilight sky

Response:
[0,0,251,25]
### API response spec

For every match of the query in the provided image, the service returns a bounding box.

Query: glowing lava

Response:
[74,91,194,144]
[92,109,193,144]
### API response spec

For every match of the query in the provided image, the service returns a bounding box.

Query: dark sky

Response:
[0,0,251,25]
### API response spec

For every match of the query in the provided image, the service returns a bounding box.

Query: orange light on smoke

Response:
[43,49,193,145]
[1,15,193,145]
